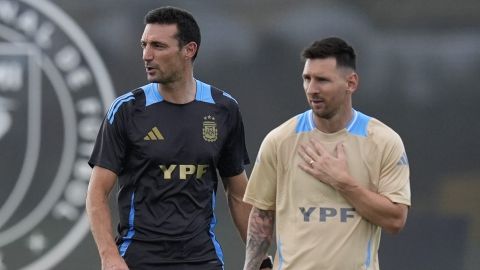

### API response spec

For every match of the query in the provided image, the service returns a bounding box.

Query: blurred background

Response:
[1,0,479,269]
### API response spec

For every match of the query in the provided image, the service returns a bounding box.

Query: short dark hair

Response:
[301,37,356,70]
[144,6,201,61]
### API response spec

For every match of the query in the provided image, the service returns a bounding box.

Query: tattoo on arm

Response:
[244,207,275,270]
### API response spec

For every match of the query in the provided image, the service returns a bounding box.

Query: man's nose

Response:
[143,47,153,61]
[305,82,317,94]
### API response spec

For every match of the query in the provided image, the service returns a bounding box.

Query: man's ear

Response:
[346,72,359,94]
[183,41,198,60]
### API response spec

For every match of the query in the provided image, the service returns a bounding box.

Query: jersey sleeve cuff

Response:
[88,160,121,176]
[243,196,276,210]
[383,194,411,207]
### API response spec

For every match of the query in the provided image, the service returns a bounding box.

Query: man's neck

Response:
[158,76,196,104]
[314,107,354,133]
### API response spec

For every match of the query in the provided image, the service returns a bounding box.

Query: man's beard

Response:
[149,71,181,84]
[311,106,336,120]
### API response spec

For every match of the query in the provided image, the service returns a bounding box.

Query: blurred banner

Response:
[0,0,114,269]
[1,0,479,269]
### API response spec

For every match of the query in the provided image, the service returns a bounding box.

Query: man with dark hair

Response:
[144,6,201,61]
[86,6,252,270]
[243,37,411,270]
[301,37,356,69]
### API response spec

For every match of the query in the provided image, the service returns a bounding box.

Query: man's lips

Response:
[310,98,325,104]
[145,66,157,74]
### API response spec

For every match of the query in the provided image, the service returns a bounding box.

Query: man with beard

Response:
[87,6,254,270]
[243,37,411,270]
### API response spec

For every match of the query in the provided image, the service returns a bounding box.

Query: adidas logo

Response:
[397,152,409,166]
[144,126,164,141]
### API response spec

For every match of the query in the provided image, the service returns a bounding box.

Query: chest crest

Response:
[202,115,217,142]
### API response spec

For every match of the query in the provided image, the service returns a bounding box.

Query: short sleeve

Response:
[378,134,411,206]
[217,105,250,177]
[243,132,277,210]
[88,102,129,175]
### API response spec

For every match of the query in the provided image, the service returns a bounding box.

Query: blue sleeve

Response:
[88,99,130,175]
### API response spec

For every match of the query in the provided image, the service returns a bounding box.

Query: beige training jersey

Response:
[244,109,410,270]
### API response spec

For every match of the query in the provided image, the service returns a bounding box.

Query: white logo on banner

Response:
[0,0,114,269]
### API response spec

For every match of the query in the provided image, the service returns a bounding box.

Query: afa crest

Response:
[202,115,217,142]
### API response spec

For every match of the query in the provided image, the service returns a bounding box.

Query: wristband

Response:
[260,256,273,268]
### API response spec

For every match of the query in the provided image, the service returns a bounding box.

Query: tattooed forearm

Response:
[243,207,275,270]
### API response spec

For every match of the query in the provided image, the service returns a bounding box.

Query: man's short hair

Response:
[301,37,356,70]
[145,6,201,61]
